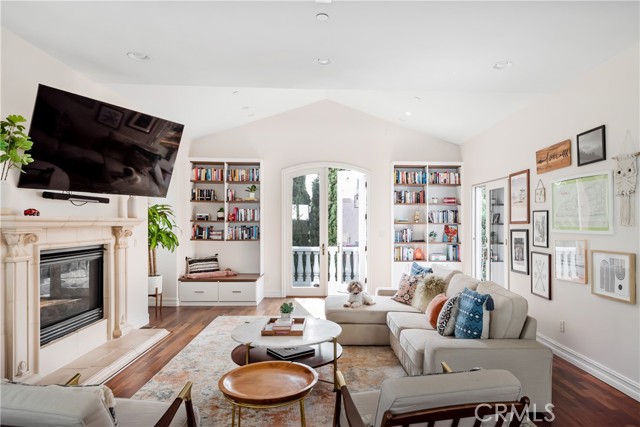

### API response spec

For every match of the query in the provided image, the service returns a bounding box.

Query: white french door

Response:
[283,164,368,297]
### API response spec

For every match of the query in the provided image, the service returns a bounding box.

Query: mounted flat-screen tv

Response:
[18,84,184,197]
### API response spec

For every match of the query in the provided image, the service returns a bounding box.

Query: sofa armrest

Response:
[376,287,397,296]
[423,338,553,408]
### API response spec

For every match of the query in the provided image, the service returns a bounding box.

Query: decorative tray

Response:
[261,317,307,336]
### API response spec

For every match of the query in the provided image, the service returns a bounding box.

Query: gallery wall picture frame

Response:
[509,169,530,224]
[532,210,549,248]
[591,250,636,304]
[510,229,529,275]
[536,139,571,174]
[551,171,613,234]
[531,252,552,300]
[554,239,588,284]
[96,104,124,129]
[577,125,606,167]
[535,179,546,203]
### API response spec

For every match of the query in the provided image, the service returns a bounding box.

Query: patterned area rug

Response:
[133,315,406,426]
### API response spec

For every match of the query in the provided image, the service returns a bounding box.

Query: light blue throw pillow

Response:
[454,287,494,339]
[410,262,433,276]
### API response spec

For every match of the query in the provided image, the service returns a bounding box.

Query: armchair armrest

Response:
[376,287,397,296]
[155,381,197,427]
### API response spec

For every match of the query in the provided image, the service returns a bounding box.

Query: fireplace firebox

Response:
[40,245,104,346]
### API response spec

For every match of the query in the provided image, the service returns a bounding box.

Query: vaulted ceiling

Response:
[2,1,638,143]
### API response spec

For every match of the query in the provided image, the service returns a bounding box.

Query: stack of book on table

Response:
[261,317,307,336]
[272,317,294,332]
[266,346,315,360]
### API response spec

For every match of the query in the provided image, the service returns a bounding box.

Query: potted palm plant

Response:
[148,204,180,295]
[0,114,34,181]
[246,184,257,200]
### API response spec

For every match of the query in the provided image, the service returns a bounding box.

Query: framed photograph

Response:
[510,229,529,275]
[96,104,123,129]
[554,240,588,284]
[128,112,158,133]
[591,251,636,304]
[551,171,613,234]
[509,169,530,224]
[577,125,606,167]
[531,252,552,300]
[492,213,501,224]
[532,210,549,248]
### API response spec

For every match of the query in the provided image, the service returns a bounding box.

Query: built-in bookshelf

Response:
[392,162,463,282]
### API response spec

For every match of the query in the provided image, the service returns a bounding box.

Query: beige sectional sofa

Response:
[325,269,553,409]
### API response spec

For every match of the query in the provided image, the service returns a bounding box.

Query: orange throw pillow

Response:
[426,293,448,328]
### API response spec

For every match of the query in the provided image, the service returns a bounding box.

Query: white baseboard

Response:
[537,333,640,401]
[148,296,180,307]
[264,290,283,298]
[129,314,150,329]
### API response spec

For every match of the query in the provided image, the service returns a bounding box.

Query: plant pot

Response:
[148,275,163,295]
[217,212,224,220]
[247,192,256,200]
[280,312,291,320]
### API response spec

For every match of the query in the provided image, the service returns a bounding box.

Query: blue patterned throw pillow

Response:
[454,288,494,339]
[411,262,433,276]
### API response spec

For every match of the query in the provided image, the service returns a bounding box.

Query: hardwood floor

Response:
[107,299,640,426]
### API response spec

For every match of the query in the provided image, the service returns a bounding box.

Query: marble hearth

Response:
[1,216,144,382]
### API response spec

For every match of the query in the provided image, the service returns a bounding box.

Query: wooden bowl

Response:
[218,361,319,405]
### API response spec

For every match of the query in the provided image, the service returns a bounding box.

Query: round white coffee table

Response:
[230,317,342,389]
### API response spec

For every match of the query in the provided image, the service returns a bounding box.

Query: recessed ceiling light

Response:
[241,106,250,110]
[315,58,332,65]
[316,13,329,21]
[126,51,150,61]
[405,111,412,116]
[492,60,513,70]
[232,90,240,95]
[414,96,422,101]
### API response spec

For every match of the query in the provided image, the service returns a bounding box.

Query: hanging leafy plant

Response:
[0,115,34,180]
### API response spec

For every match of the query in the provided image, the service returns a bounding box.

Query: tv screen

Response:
[18,84,184,197]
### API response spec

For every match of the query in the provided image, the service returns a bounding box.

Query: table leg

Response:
[238,406,242,427]
[300,399,306,427]
[231,404,236,427]
[245,343,251,365]
[333,337,338,391]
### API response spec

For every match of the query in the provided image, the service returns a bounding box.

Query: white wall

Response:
[0,29,151,328]
[190,100,461,295]
[461,45,640,398]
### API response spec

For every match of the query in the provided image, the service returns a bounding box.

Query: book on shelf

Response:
[266,346,315,360]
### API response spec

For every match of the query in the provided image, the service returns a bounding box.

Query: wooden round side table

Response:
[218,361,319,427]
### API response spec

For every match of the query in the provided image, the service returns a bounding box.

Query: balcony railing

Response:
[292,246,361,287]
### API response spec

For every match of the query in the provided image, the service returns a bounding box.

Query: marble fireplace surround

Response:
[1,216,143,382]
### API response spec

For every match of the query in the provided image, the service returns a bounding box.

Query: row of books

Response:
[394,228,414,243]
[394,170,428,185]
[394,246,418,261]
[428,210,459,223]
[192,167,224,182]
[229,207,260,222]
[394,190,425,204]
[429,171,460,185]
[227,225,260,240]
[191,188,217,201]
[227,168,260,182]
[191,225,223,240]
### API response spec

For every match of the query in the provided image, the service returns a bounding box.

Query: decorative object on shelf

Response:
[428,230,438,242]
[531,252,552,300]
[413,210,420,223]
[554,240,587,284]
[23,208,39,216]
[430,197,439,204]
[217,207,225,220]
[246,184,257,200]
[491,213,500,224]
[577,125,606,167]
[0,114,34,180]
[532,210,549,248]
[509,229,529,275]
[443,225,458,243]
[535,179,546,203]
[613,151,639,226]
[591,250,636,304]
[148,203,180,295]
[413,247,424,260]
[279,301,294,319]
[127,195,140,218]
[509,169,530,224]
[536,139,571,174]
[195,213,210,221]
[551,171,613,233]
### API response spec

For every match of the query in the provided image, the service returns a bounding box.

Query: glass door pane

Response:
[489,187,507,286]
[473,185,488,280]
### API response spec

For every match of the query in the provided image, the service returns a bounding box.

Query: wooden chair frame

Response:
[333,370,530,427]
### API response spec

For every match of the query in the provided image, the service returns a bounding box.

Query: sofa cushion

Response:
[185,255,219,273]
[392,273,421,305]
[436,293,460,336]
[430,266,462,286]
[0,381,116,427]
[325,294,420,325]
[410,262,433,276]
[445,273,480,297]
[398,328,448,373]
[454,288,493,339]
[477,281,529,339]
[426,293,448,328]
[387,312,432,338]
[411,275,446,312]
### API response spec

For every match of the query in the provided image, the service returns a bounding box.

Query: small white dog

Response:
[343,280,376,308]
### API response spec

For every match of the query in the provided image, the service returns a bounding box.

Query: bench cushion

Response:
[325,295,420,325]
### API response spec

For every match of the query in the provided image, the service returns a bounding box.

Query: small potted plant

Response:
[280,302,294,319]
[428,230,438,242]
[246,184,257,200]
[1,114,34,180]
[217,207,224,221]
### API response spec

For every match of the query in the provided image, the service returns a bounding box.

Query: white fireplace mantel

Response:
[1,215,144,382]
